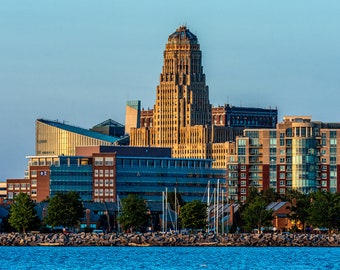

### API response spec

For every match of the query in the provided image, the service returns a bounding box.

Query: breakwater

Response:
[1,232,340,247]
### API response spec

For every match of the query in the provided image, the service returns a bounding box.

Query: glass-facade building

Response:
[50,156,93,201]
[36,119,125,156]
[116,156,226,203]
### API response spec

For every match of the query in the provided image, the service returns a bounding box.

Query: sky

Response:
[1,0,340,181]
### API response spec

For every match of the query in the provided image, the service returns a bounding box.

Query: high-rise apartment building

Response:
[227,116,340,202]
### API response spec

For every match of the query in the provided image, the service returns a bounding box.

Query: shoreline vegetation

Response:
[0,232,339,247]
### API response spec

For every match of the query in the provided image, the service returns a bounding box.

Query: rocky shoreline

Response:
[1,232,340,247]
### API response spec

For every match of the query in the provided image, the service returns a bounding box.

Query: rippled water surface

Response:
[1,246,339,269]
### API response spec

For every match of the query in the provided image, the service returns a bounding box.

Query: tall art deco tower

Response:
[154,26,211,147]
[130,26,215,159]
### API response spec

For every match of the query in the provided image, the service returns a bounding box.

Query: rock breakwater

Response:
[0,232,339,247]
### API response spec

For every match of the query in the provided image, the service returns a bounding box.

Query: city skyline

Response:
[1,1,340,181]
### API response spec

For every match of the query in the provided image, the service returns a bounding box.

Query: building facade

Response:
[226,116,340,202]
[124,100,141,135]
[36,119,125,156]
[130,26,214,160]
[212,104,277,128]
[129,26,277,169]
[7,146,225,204]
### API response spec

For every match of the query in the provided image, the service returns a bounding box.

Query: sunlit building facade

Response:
[124,100,141,135]
[226,116,340,202]
[7,147,225,204]
[130,26,277,169]
[36,119,125,156]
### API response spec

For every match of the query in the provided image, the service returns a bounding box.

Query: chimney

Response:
[86,209,91,228]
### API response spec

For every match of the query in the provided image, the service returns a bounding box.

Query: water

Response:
[0,246,339,269]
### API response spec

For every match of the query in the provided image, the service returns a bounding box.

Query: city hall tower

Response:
[130,26,215,159]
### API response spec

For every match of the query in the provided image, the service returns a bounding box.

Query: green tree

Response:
[118,194,150,233]
[241,196,273,232]
[261,188,282,204]
[308,191,340,231]
[285,189,310,232]
[8,193,39,233]
[179,200,207,231]
[45,191,84,228]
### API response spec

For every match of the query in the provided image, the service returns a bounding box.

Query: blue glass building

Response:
[115,156,226,203]
[50,156,93,201]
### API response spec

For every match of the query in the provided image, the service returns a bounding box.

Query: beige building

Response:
[130,26,230,162]
[130,26,277,169]
[124,100,141,135]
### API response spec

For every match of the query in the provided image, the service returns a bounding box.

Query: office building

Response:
[7,146,225,203]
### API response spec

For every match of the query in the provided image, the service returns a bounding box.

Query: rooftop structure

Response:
[36,118,127,156]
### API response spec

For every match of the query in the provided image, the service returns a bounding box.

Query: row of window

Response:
[94,179,115,187]
[94,189,115,196]
[7,183,31,190]
[94,170,115,177]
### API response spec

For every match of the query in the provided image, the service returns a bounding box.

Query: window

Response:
[270,138,277,146]
[8,184,13,190]
[322,181,327,187]
[322,158,327,163]
[279,188,285,194]
[280,173,285,179]
[31,180,37,187]
[94,179,98,186]
[105,179,109,186]
[238,148,246,155]
[110,179,114,186]
[95,157,103,166]
[279,180,285,186]
[238,139,246,146]
[31,171,37,178]
[99,179,103,186]
[94,170,99,177]
[240,188,246,194]
[110,170,114,177]
[105,170,109,177]
[286,128,293,137]
[240,181,246,186]
[322,165,327,171]
[240,165,246,171]
[280,158,285,163]
[105,157,114,166]
[280,166,285,171]
[241,173,247,179]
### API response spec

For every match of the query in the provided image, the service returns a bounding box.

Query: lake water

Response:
[0,246,339,269]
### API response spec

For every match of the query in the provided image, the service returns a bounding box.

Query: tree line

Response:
[6,188,340,234]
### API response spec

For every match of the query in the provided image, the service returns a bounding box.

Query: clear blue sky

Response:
[1,0,340,181]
